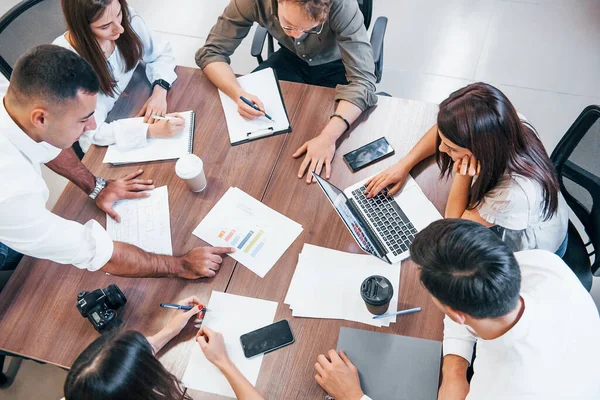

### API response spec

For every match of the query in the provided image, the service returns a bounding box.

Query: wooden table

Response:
[0,66,450,399]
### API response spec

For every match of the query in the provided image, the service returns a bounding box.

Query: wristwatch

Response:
[89,177,107,200]
[152,79,171,92]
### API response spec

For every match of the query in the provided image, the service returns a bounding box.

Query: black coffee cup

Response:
[360,275,393,315]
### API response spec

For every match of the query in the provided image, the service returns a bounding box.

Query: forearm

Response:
[102,241,185,278]
[401,124,438,169]
[146,328,175,354]
[217,360,264,400]
[203,62,242,100]
[321,100,363,141]
[45,148,95,195]
[445,175,472,218]
[440,355,470,396]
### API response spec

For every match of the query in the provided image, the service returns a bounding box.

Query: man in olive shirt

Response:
[197,0,378,183]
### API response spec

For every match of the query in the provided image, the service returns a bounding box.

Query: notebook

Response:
[337,327,442,400]
[218,68,291,146]
[103,110,195,164]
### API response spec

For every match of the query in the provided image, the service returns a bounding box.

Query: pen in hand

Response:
[240,96,275,122]
[151,115,180,121]
[160,303,209,312]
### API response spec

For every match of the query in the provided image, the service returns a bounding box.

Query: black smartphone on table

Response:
[343,137,395,172]
[240,320,295,358]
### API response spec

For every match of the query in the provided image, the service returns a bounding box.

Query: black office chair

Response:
[550,105,600,291]
[0,0,65,79]
[250,0,388,84]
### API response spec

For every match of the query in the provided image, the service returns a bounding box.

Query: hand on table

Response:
[314,350,364,400]
[147,113,185,138]
[161,296,205,339]
[293,133,337,184]
[137,86,168,123]
[237,91,266,120]
[196,327,231,369]
[364,160,411,198]
[180,246,236,279]
[454,155,480,177]
[95,169,154,222]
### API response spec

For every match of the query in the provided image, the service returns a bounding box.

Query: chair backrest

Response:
[0,0,65,79]
[551,105,600,280]
[356,0,373,30]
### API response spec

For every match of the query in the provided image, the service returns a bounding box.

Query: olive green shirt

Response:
[196,0,378,111]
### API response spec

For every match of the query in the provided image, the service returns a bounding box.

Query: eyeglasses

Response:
[274,15,325,35]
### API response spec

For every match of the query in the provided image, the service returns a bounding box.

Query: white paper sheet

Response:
[218,68,290,144]
[181,291,278,398]
[285,244,401,327]
[106,186,172,255]
[192,187,303,277]
[103,110,194,164]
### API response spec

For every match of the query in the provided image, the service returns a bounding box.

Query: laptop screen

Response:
[312,174,381,257]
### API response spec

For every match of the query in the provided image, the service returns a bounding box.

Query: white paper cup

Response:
[176,154,207,192]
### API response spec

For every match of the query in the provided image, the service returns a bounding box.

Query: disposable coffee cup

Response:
[176,154,207,192]
[360,275,394,315]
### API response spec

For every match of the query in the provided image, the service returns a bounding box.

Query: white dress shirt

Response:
[443,250,600,399]
[0,100,114,271]
[53,8,177,153]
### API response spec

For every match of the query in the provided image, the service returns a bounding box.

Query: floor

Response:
[1,0,599,398]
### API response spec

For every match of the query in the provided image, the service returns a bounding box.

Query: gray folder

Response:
[337,327,442,400]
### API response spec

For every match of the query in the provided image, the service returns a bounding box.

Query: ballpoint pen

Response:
[240,96,275,122]
[372,307,421,319]
[160,303,209,312]
[150,115,180,121]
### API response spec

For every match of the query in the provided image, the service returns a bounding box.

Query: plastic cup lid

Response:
[176,154,203,179]
[360,275,394,306]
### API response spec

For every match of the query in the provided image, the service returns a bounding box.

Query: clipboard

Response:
[218,68,292,146]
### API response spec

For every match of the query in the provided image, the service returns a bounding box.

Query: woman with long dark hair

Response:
[365,82,569,255]
[63,296,264,400]
[54,0,184,154]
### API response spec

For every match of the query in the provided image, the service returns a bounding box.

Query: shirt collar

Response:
[1,97,62,164]
[479,294,534,348]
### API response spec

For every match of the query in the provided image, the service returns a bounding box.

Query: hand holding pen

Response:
[161,296,207,333]
[236,91,272,121]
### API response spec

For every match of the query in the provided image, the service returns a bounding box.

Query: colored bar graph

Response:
[244,230,264,253]
[225,229,236,241]
[251,242,264,257]
[231,236,241,246]
[237,230,254,249]
[217,230,226,238]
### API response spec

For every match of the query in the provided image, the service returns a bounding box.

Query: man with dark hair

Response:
[197,0,377,184]
[314,219,600,399]
[0,45,233,277]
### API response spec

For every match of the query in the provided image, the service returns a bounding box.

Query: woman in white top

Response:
[54,0,184,154]
[365,82,569,255]
[62,297,264,400]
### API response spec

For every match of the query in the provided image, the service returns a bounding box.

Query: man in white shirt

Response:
[314,219,600,400]
[0,45,234,277]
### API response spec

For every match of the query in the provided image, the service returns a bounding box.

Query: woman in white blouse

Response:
[54,0,184,154]
[365,82,569,256]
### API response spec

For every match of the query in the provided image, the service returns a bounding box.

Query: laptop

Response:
[312,172,442,264]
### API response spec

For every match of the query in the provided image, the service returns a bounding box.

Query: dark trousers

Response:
[253,46,348,88]
[0,242,22,271]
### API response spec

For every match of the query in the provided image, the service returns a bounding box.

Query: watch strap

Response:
[152,79,171,91]
[89,177,107,200]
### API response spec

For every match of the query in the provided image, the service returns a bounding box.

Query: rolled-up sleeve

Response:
[329,0,377,111]
[0,194,114,271]
[442,316,477,364]
[131,13,177,85]
[195,0,256,69]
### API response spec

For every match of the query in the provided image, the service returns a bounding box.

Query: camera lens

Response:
[105,284,127,309]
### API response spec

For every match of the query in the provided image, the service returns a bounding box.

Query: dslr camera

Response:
[76,284,127,332]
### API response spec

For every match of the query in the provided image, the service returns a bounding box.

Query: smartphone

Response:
[343,137,395,172]
[240,320,295,358]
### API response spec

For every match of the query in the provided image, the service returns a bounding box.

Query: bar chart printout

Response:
[193,187,303,277]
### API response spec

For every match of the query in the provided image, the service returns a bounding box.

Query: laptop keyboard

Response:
[352,186,417,256]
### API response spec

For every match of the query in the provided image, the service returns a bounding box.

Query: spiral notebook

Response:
[218,68,291,146]
[103,110,195,164]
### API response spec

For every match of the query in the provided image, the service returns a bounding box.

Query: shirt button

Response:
[297,42,300,45]
[309,58,312,62]
[302,55,306,57]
